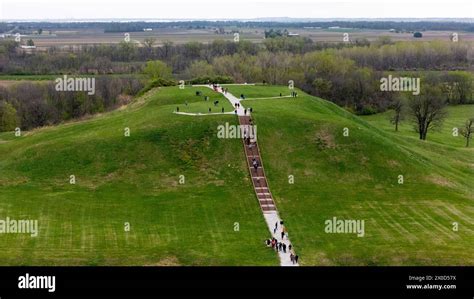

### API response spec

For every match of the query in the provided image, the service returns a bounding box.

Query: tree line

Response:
[2,37,472,76]
[2,20,473,34]
[0,77,144,131]
[0,37,472,136]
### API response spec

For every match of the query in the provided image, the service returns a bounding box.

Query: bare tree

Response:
[460,118,474,147]
[390,95,405,132]
[408,85,447,140]
[144,37,156,48]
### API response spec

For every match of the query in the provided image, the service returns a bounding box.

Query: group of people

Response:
[208,83,229,94]
[265,237,289,253]
[243,107,253,115]
[264,220,299,265]
[234,102,241,115]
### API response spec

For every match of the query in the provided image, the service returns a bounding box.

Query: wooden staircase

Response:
[239,116,277,213]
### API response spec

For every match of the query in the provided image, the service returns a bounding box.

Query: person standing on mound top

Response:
[176,106,179,112]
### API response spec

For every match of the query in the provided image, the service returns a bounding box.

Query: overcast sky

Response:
[1,0,473,20]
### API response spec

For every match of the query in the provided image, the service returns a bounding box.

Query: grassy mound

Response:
[246,86,473,265]
[0,86,277,266]
[0,84,472,266]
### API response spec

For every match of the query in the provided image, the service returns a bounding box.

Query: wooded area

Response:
[0,35,472,132]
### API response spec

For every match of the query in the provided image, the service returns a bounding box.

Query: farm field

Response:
[6,27,474,50]
[0,84,472,265]
[9,28,263,49]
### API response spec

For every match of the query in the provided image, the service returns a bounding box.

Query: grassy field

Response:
[8,28,474,50]
[361,105,474,148]
[10,28,264,49]
[242,86,473,265]
[0,84,472,266]
[225,85,295,99]
[0,86,278,266]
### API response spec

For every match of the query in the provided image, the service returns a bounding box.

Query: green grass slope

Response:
[0,86,278,266]
[361,105,474,148]
[225,84,294,99]
[246,86,473,265]
[1,83,472,266]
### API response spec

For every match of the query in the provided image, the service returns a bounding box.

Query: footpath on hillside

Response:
[208,84,299,266]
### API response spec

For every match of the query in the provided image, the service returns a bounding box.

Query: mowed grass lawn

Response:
[225,84,296,99]
[0,86,278,266]
[361,105,474,148]
[244,88,473,265]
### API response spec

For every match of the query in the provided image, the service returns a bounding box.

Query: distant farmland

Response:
[8,27,474,49]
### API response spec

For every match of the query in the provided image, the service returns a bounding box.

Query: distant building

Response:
[288,32,299,37]
[389,29,396,32]
[143,28,153,31]
[17,45,37,54]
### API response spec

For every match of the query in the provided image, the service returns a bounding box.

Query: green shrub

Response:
[0,101,18,132]
[137,78,177,96]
